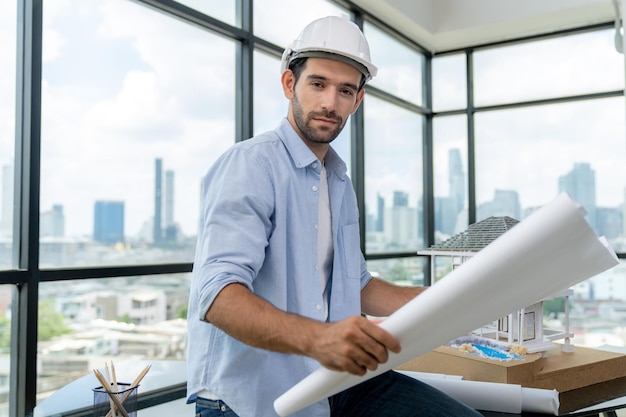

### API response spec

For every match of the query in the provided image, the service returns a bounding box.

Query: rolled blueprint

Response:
[274,192,619,416]
[397,370,559,415]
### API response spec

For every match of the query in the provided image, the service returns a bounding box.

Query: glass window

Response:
[474,29,624,107]
[364,96,423,254]
[0,1,16,270]
[474,97,626,251]
[253,50,286,136]
[253,0,347,48]
[0,285,14,413]
[40,0,236,268]
[367,257,426,288]
[37,274,189,403]
[364,22,424,106]
[569,260,626,348]
[432,53,467,112]
[433,115,468,242]
[174,0,238,27]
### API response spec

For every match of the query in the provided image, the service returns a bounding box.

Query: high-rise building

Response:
[165,169,174,229]
[435,148,467,238]
[153,158,163,243]
[393,191,409,207]
[41,204,65,238]
[94,200,124,244]
[384,190,418,250]
[559,162,596,230]
[448,148,465,214]
[376,193,384,232]
[164,169,177,240]
[477,189,520,220]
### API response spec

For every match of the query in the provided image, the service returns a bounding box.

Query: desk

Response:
[478,396,626,417]
[34,360,186,417]
[33,360,626,417]
[109,394,626,417]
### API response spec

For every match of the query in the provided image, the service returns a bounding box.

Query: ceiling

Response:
[351,0,617,52]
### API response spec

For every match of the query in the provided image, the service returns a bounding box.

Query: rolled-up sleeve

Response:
[194,146,274,321]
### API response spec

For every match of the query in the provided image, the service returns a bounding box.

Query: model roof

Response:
[426,216,519,252]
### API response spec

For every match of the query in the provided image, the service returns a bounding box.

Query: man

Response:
[187,15,482,417]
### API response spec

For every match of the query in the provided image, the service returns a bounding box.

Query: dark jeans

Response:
[195,397,238,417]
[329,370,483,417]
[195,370,483,417]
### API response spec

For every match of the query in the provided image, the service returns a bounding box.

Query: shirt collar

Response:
[276,118,347,178]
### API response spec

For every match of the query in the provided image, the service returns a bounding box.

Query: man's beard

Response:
[293,92,345,144]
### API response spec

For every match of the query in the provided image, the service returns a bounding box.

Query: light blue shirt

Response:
[187,118,372,417]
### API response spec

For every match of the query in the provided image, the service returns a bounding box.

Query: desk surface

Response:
[34,360,626,417]
[34,360,186,417]
[479,395,626,416]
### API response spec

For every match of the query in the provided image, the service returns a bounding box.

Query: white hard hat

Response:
[280,15,377,84]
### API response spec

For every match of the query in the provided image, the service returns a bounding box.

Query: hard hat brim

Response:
[287,50,374,82]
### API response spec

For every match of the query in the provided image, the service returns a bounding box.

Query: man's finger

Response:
[361,321,401,354]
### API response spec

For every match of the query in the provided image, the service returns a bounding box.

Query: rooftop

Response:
[424,216,519,252]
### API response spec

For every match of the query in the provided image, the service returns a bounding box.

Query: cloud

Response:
[38,0,238,237]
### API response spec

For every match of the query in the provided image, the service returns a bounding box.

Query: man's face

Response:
[284,57,365,147]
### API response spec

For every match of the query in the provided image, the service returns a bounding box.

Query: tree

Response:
[38,300,71,341]
[0,315,10,353]
[178,305,188,319]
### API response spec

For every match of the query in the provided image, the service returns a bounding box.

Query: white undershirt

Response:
[317,163,333,321]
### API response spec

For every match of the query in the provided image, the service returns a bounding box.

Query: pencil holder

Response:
[92,383,138,417]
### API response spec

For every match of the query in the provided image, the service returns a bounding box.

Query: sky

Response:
[1,0,625,240]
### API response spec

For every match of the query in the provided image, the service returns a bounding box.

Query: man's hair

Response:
[288,57,366,91]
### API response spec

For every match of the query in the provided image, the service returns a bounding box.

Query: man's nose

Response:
[320,88,339,111]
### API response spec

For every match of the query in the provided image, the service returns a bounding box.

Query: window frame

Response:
[5,2,625,416]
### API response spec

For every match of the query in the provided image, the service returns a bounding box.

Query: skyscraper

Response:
[393,191,409,207]
[165,169,174,229]
[559,162,596,230]
[94,201,124,244]
[164,169,176,240]
[477,189,520,220]
[41,204,65,238]
[386,191,418,250]
[376,193,384,232]
[154,158,163,244]
[448,148,465,214]
[435,148,467,237]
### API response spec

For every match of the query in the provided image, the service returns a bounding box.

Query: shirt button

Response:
[314,224,318,230]
[221,405,227,412]
[312,185,318,192]
[315,304,322,311]
[312,162,318,168]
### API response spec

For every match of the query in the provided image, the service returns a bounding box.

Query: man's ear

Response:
[350,88,366,115]
[281,70,295,100]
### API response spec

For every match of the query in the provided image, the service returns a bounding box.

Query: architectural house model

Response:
[419,216,574,355]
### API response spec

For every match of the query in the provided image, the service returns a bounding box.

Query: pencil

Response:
[93,370,129,417]
[103,365,151,417]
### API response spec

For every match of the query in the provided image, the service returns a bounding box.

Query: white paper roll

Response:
[274,193,618,416]
[521,387,560,414]
[397,371,559,415]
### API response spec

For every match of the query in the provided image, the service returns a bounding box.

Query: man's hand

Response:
[306,315,401,376]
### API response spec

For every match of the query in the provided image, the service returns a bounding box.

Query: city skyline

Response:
[366,155,626,253]
[1,157,625,247]
[0,157,183,244]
